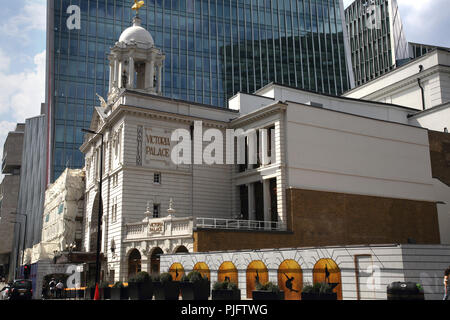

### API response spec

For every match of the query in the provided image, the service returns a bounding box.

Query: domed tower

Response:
[107,6,165,105]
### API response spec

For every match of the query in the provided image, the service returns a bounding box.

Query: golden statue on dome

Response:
[132,0,145,15]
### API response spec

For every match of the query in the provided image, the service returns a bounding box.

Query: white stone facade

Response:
[77,12,449,286]
[343,49,450,115]
[160,244,450,300]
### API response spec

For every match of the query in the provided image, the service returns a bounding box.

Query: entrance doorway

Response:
[128,249,141,278]
[150,247,163,275]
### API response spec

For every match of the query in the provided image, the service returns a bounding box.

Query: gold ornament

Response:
[132,0,145,15]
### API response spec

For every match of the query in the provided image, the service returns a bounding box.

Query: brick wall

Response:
[428,130,450,186]
[194,188,440,252]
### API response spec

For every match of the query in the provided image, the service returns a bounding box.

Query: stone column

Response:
[237,269,246,300]
[108,61,113,90]
[141,255,150,273]
[148,60,155,89]
[118,61,123,88]
[210,270,218,284]
[157,63,162,94]
[128,56,135,88]
[113,58,118,87]
[260,129,270,165]
[247,130,257,169]
[145,61,151,89]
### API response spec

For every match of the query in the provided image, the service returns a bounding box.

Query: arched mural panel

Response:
[169,263,185,281]
[217,261,238,285]
[246,260,269,299]
[193,262,211,281]
[313,258,343,300]
[278,259,303,300]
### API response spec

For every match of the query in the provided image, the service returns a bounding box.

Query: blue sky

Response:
[0,0,449,174]
[0,0,46,162]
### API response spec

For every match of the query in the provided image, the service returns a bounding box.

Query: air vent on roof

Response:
[307,101,323,108]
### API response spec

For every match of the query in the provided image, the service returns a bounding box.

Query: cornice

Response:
[361,64,450,100]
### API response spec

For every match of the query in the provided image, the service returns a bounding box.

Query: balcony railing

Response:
[195,217,286,231]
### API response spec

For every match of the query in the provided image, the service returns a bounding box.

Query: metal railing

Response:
[195,217,286,231]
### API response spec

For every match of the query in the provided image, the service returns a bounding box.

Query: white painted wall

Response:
[433,179,450,245]
[284,102,436,202]
[343,50,450,111]
[408,103,450,132]
[254,85,412,124]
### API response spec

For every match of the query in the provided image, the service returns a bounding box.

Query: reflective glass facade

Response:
[345,0,408,86]
[47,0,352,181]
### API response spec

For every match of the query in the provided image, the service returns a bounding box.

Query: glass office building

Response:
[344,0,409,86]
[46,0,353,181]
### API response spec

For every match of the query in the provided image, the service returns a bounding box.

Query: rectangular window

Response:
[153,204,160,218]
[154,173,161,184]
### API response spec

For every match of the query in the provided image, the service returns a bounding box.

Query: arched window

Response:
[128,249,141,278]
[150,247,163,275]
[173,245,189,253]
[89,193,103,252]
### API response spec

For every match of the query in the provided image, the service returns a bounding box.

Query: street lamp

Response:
[81,128,104,288]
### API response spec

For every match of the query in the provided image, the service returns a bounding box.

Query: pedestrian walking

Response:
[444,267,450,301]
[49,278,56,299]
[56,280,64,299]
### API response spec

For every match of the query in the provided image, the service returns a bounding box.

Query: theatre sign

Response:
[143,127,172,165]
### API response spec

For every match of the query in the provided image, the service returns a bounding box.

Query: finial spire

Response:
[167,198,176,217]
[132,0,145,16]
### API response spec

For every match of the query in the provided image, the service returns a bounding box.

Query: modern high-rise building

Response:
[0,124,24,281]
[408,42,450,60]
[45,0,353,182]
[344,0,409,86]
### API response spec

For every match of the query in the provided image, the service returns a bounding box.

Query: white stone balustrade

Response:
[125,215,193,241]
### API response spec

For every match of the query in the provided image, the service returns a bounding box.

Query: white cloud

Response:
[0,49,11,72]
[397,0,450,47]
[0,49,45,181]
[0,0,46,42]
[343,0,450,47]
[0,49,45,124]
